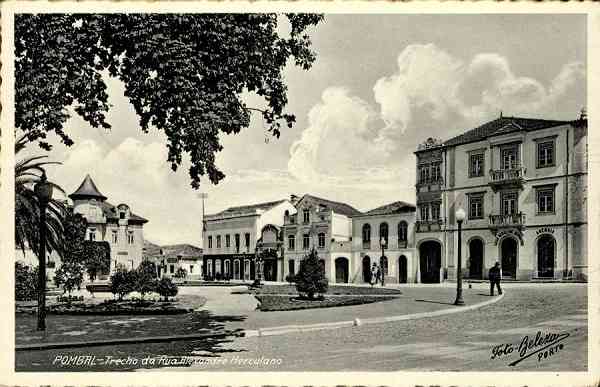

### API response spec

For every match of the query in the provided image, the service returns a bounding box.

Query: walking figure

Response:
[489,261,503,296]
[370,263,379,287]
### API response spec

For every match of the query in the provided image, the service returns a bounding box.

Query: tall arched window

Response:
[379,222,389,245]
[362,224,371,248]
[398,221,408,247]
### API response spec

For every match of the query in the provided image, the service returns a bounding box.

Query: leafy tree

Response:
[110,269,136,301]
[295,249,328,300]
[16,14,324,188]
[135,260,157,299]
[156,277,178,301]
[62,210,87,263]
[15,134,67,258]
[174,267,187,279]
[15,262,38,301]
[53,261,85,296]
[84,241,111,282]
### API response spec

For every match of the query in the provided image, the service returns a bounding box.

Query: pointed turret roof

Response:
[69,174,107,201]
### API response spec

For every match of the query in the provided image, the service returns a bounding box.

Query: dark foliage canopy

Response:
[16,13,324,188]
[295,248,328,299]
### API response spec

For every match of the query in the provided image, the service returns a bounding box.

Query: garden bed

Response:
[253,284,403,295]
[255,294,399,311]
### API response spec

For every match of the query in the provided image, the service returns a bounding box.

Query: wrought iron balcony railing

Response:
[488,212,526,228]
[489,166,526,189]
[416,218,445,232]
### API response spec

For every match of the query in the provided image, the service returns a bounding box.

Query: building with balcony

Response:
[351,201,417,284]
[414,115,588,282]
[282,194,362,283]
[202,199,295,281]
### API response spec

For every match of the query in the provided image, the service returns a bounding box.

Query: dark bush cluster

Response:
[295,249,328,300]
[110,260,178,302]
[15,262,38,301]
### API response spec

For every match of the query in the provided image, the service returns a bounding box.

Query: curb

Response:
[15,329,245,351]
[244,293,505,338]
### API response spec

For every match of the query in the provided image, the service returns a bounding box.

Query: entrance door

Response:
[419,241,441,283]
[501,238,518,278]
[335,258,349,283]
[264,260,278,281]
[398,255,407,283]
[468,239,484,279]
[501,192,518,215]
[537,235,555,278]
[233,260,240,280]
[502,147,519,169]
[362,256,371,283]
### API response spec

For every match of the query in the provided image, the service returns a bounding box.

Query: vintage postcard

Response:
[0,1,598,386]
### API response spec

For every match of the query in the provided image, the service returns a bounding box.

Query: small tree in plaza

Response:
[174,267,187,279]
[156,277,178,301]
[295,249,328,300]
[110,269,137,301]
[54,261,85,296]
[84,241,111,282]
[135,260,158,300]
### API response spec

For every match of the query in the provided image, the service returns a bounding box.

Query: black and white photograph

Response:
[1,3,597,382]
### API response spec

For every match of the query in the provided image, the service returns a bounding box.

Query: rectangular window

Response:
[302,234,310,250]
[501,146,519,170]
[537,140,555,168]
[420,205,429,221]
[112,230,118,244]
[235,234,240,252]
[225,234,230,248]
[431,203,440,220]
[318,233,326,249]
[288,260,295,275]
[501,191,518,215]
[469,153,484,177]
[127,231,134,244]
[208,236,213,249]
[537,187,555,214]
[303,209,310,224]
[190,265,194,274]
[288,235,295,250]
[244,233,250,249]
[170,265,175,274]
[468,194,484,219]
[431,163,441,182]
[216,235,221,249]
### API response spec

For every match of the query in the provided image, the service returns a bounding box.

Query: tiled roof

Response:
[361,201,416,216]
[143,241,162,257]
[215,199,287,216]
[99,201,148,223]
[298,194,363,217]
[441,117,572,148]
[159,244,203,258]
[69,174,107,201]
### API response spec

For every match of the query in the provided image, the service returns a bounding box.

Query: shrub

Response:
[156,277,178,301]
[110,269,137,301]
[174,267,187,279]
[54,261,85,296]
[295,249,328,300]
[285,274,296,283]
[135,261,157,299]
[15,262,38,301]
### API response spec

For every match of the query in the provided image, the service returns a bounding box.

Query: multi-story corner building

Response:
[351,201,417,284]
[414,115,588,282]
[69,174,148,276]
[202,199,296,281]
[282,194,362,283]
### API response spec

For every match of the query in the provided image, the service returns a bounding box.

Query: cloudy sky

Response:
[25,14,586,246]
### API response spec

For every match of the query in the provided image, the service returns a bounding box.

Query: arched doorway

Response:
[537,235,555,278]
[419,241,441,283]
[500,237,518,279]
[468,239,484,279]
[233,259,240,280]
[362,256,371,283]
[335,257,349,283]
[398,255,407,283]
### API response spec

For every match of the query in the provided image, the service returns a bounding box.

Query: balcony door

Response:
[501,146,519,170]
[501,191,518,215]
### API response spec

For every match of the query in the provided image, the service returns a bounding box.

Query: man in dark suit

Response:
[489,261,503,296]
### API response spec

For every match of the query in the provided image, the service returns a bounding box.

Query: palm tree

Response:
[15,134,67,259]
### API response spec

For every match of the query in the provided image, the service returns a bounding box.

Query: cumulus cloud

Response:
[288,43,586,194]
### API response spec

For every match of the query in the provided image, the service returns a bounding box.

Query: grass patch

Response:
[256,294,398,311]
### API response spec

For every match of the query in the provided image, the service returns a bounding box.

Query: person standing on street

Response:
[370,263,379,287]
[489,261,503,296]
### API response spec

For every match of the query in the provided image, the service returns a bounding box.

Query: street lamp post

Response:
[34,172,53,331]
[380,237,387,287]
[454,207,466,306]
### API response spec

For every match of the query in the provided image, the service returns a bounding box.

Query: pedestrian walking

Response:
[489,261,503,296]
[370,263,378,287]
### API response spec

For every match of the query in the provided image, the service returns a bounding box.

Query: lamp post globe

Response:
[33,172,53,331]
[454,207,466,306]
